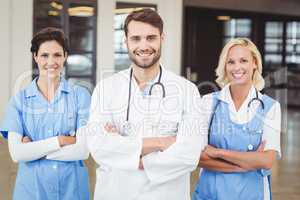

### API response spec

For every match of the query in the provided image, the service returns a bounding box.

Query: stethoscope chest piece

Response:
[122,121,132,136]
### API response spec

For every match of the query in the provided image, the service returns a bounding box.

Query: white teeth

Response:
[136,52,152,57]
[232,72,244,79]
[47,68,56,72]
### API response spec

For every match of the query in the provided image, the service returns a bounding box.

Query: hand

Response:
[200,150,210,161]
[139,158,144,170]
[159,136,176,151]
[22,136,32,143]
[203,145,221,158]
[58,136,76,147]
[141,136,176,156]
[256,140,266,152]
[104,123,118,134]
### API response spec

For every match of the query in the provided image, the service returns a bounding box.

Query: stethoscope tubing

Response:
[126,66,166,122]
[208,89,265,145]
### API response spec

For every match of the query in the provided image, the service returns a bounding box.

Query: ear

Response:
[33,53,38,63]
[124,36,128,45]
[161,32,165,42]
[253,56,258,70]
[63,52,68,61]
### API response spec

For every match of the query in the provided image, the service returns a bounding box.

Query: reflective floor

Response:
[1,108,299,200]
[272,108,300,200]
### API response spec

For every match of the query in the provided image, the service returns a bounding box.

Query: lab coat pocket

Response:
[75,166,90,200]
[157,112,181,136]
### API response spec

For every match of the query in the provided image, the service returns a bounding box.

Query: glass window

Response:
[223,18,251,46]
[286,22,300,64]
[265,22,283,37]
[69,29,93,51]
[264,21,284,69]
[34,0,62,30]
[67,54,93,76]
[33,0,97,88]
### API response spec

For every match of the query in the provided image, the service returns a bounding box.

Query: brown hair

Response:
[30,27,69,56]
[124,8,163,37]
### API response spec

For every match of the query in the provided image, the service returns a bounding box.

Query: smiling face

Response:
[125,20,163,69]
[34,40,67,79]
[225,45,257,87]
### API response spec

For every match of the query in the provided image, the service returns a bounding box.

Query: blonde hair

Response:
[215,38,265,91]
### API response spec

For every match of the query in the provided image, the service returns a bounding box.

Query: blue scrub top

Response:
[1,77,91,200]
[193,92,275,200]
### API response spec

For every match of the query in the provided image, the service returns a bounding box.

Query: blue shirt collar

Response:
[25,77,71,98]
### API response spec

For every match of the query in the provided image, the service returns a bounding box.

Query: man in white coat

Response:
[87,8,206,200]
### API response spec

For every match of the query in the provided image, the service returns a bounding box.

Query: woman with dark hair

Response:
[1,27,90,200]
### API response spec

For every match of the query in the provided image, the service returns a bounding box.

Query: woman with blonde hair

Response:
[193,38,281,200]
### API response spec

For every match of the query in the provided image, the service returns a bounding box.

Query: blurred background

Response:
[0,0,299,199]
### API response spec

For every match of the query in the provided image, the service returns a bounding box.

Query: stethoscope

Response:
[122,66,166,135]
[208,89,265,151]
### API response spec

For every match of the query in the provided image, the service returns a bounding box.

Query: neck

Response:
[37,76,60,101]
[229,83,252,111]
[132,62,160,88]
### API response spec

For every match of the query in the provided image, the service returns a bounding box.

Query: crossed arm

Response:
[199,141,277,172]
[104,123,176,170]
[8,129,88,163]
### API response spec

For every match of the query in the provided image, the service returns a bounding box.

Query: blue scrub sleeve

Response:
[75,86,91,129]
[1,95,24,136]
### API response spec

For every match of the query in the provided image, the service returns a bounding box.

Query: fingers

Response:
[257,140,266,152]
[160,136,177,151]
[168,136,176,144]
[203,145,219,158]
[200,151,210,161]
[138,159,144,170]
[22,136,31,143]
[104,123,118,133]
[58,136,76,147]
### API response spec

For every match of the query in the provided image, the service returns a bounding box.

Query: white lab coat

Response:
[87,67,206,200]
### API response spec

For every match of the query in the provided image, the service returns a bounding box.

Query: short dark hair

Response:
[124,8,163,37]
[30,27,69,56]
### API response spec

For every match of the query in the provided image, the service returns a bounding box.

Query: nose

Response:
[139,38,150,50]
[47,55,55,65]
[232,62,242,71]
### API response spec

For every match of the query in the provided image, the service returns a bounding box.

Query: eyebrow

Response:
[129,34,159,38]
[39,52,63,55]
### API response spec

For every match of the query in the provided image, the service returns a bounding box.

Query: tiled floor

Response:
[1,108,299,200]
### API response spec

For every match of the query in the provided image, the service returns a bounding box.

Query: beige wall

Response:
[0,1,32,199]
[0,0,12,122]
[0,0,32,121]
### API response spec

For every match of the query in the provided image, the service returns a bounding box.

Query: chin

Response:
[40,73,60,80]
[135,60,156,69]
[230,81,251,87]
